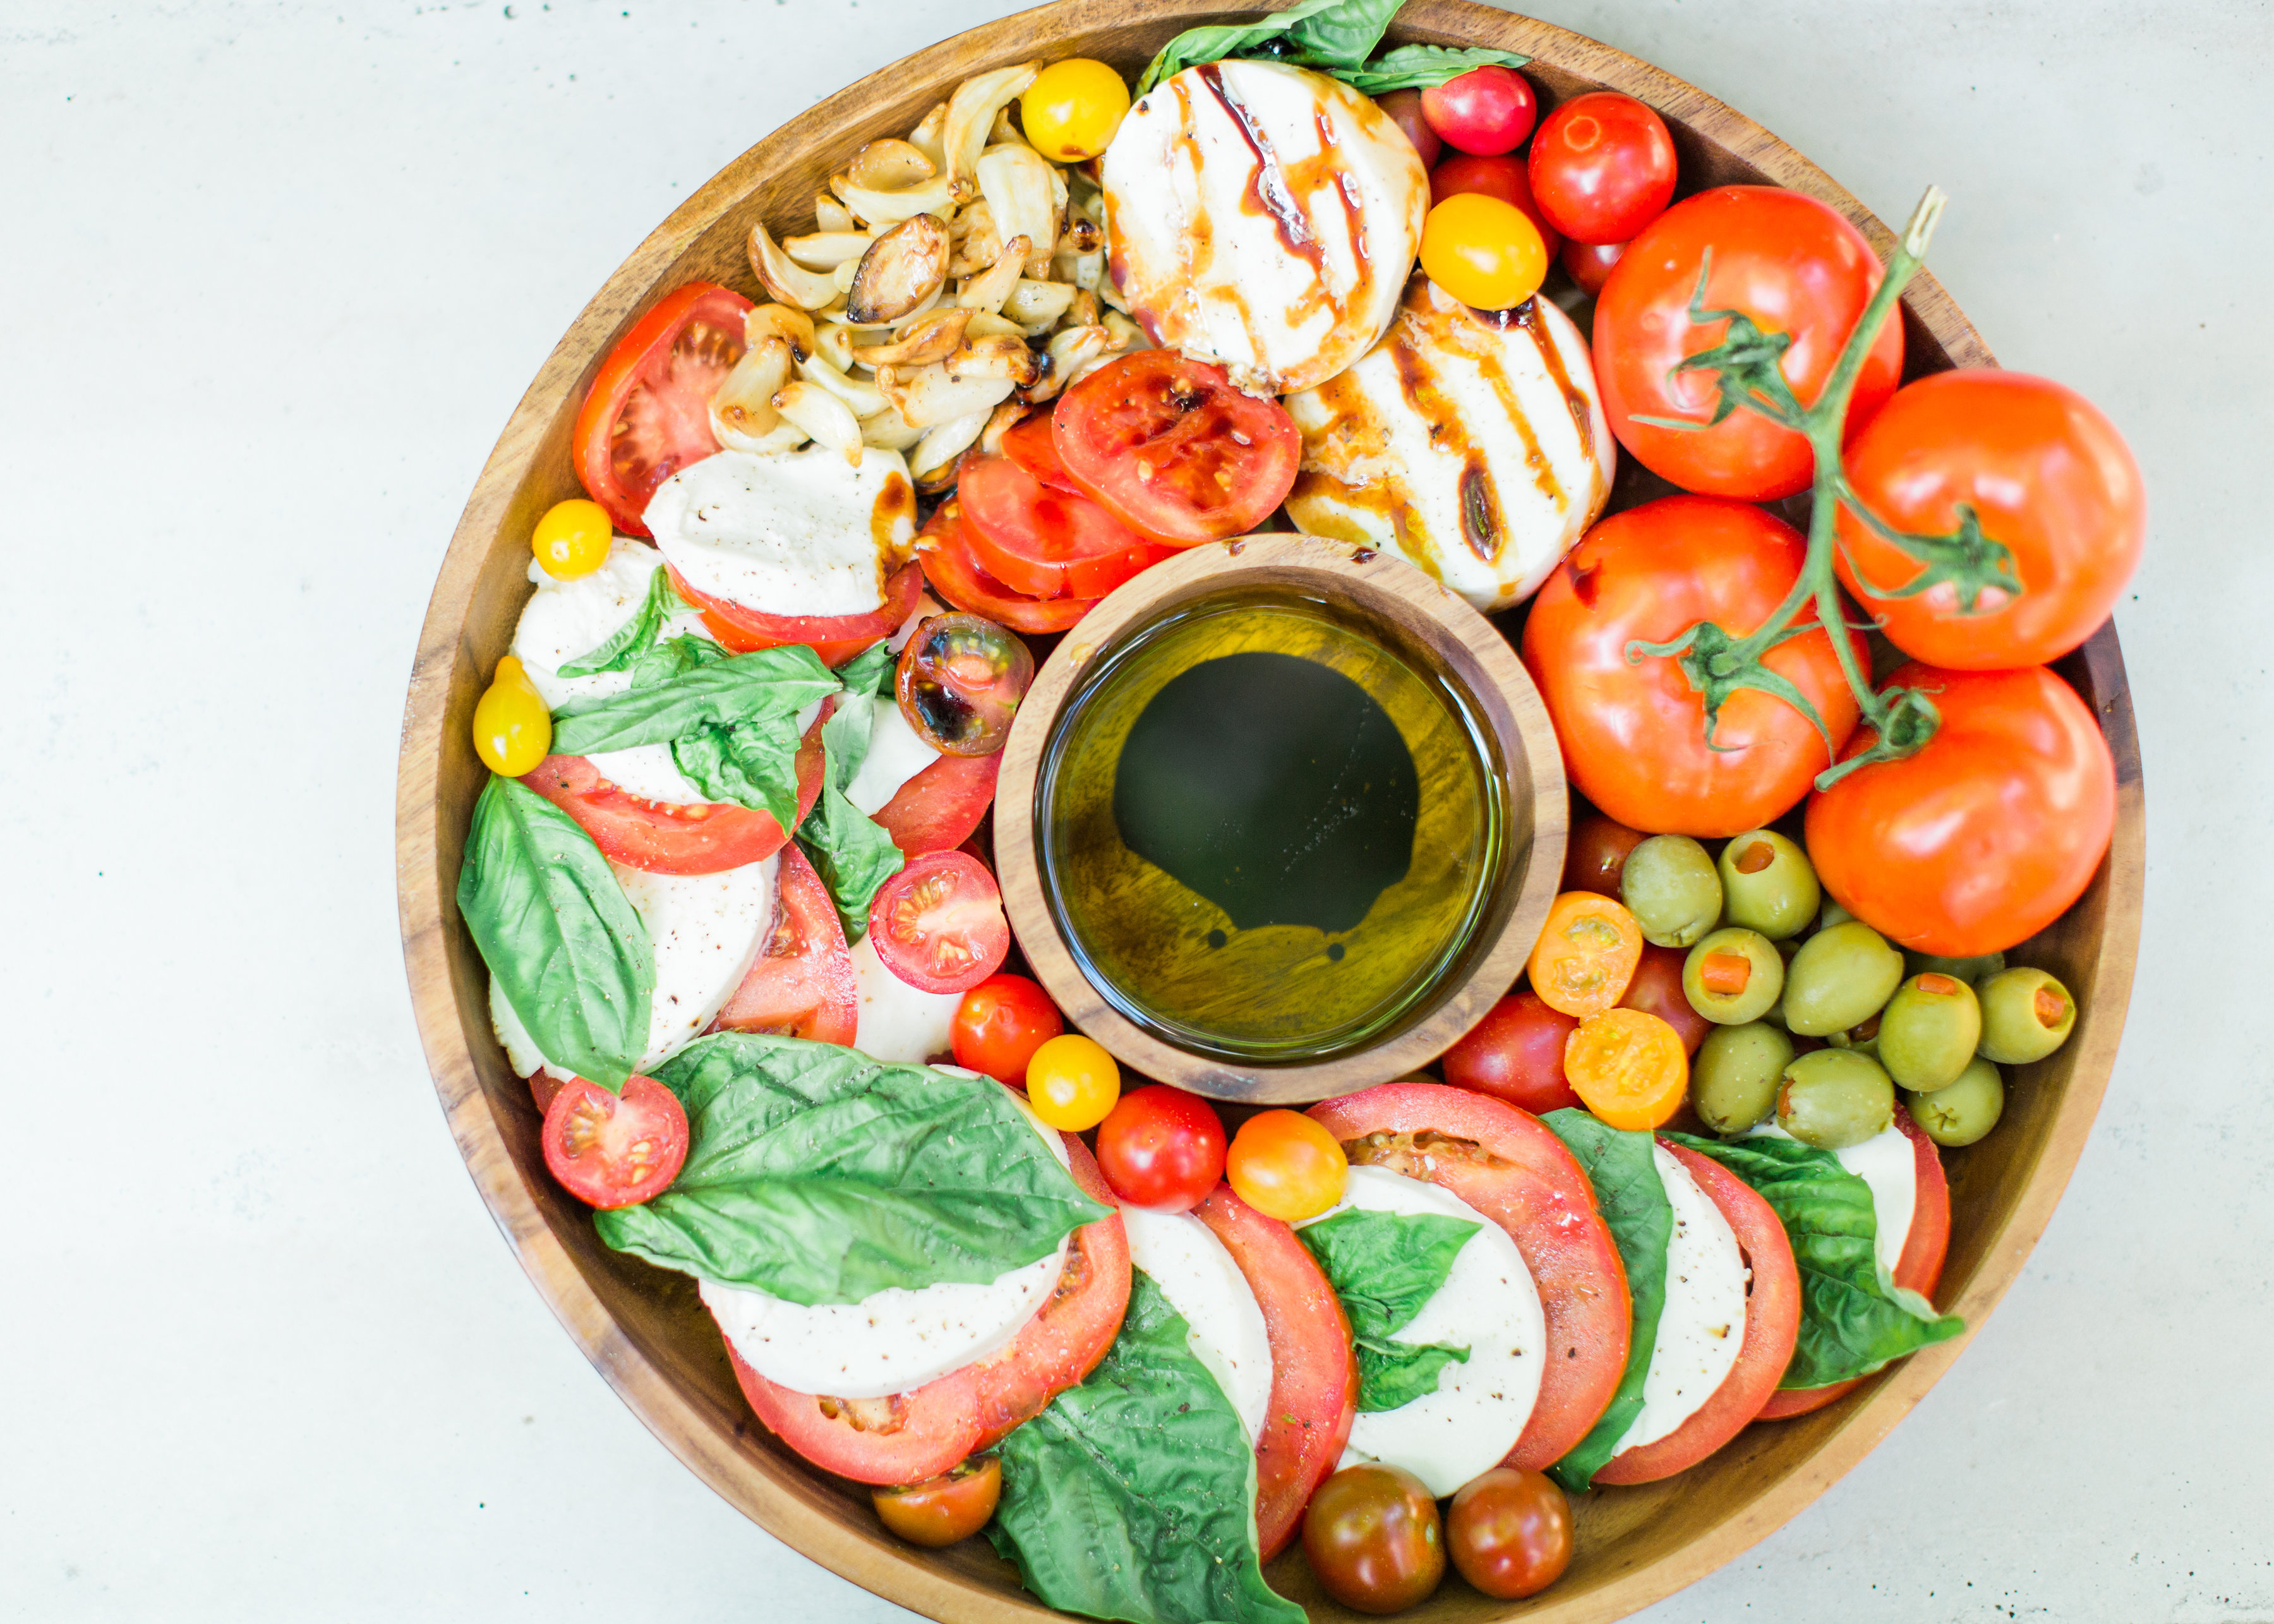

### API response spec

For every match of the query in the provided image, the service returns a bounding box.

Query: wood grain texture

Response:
[394,4,2145,1620]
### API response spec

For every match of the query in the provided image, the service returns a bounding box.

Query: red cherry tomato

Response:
[867,851,1011,994]
[951,973,1064,1086]
[572,282,750,535]
[541,1074,689,1210]
[1419,64,1537,157]
[871,1455,1001,1547]
[1561,812,1644,897]
[1375,87,1441,168]
[672,560,922,668]
[1617,943,1712,1055]
[1096,1085,1228,1212]
[1441,992,1581,1113]
[1429,152,1563,260]
[918,501,1101,634]
[1560,237,1626,297]
[1527,92,1675,244]
[1447,1467,1573,1600]
[1302,1463,1447,1613]
[957,455,1173,601]
[711,843,858,1045]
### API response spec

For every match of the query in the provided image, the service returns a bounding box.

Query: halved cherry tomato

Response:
[958,455,1174,600]
[1226,1110,1347,1222]
[871,1455,1000,1547]
[1441,992,1582,1114]
[1097,1085,1226,1212]
[869,850,1010,994]
[951,973,1064,1085]
[670,560,921,668]
[1562,811,1644,897]
[1052,352,1301,546]
[1002,409,1085,494]
[541,1074,689,1210]
[711,844,857,1044]
[1527,92,1676,246]
[1430,152,1562,259]
[1527,892,1645,1017]
[572,282,750,536]
[1563,1008,1687,1129]
[897,611,1034,756]
[918,501,1101,634]
[1618,943,1712,1055]
[872,752,1002,857]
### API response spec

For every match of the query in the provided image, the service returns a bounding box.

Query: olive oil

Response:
[1038,591,1503,1062]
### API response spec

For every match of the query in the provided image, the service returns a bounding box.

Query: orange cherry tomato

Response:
[1226,1110,1347,1222]
[1563,1009,1688,1130]
[1526,892,1645,1018]
[871,1455,1002,1547]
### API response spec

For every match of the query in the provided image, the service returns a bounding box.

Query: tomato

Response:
[1193,1183,1359,1561]
[1564,1008,1687,1129]
[1051,352,1301,546]
[1429,153,1561,260]
[871,1455,1001,1547]
[1441,992,1581,1114]
[956,455,1172,600]
[1594,186,1903,501]
[671,560,922,668]
[541,1074,689,1210]
[870,751,1002,857]
[1807,663,2115,957]
[1446,1467,1573,1600]
[1836,370,2146,668]
[951,973,1064,1085]
[1018,57,1129,163]
[711,844,857,1045]
[868,850,1010,994]
[1619,943,1712,1055]
[1002,408,1084,494]
[1527,92,1675,245]
[531,498,614,580]
[572,282,750,536]
[918,500,1101,634]
[1226,1109,1348,1222]
[725,1135,1131,1483]
[1309,1083,1632,1470]
[1420,193,1549,311]
[1301,1463,1446,1614]
[1594,1138,1800,1483]
[1528,891,1645,1017]
[1421,66,1537,159]
[474,656,551,777]
[896,611,1033,756]
[1375,87,1441,169]
[1025,1033,1121,1131]
[1521,496,1865,836]
[1560,238,1626,298]
[1097,1085,1226,1212]
[1563,812,1644,898]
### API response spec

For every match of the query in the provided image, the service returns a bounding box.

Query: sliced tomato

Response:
[872,750,1002,857]
[958,454,1174,600]
[541,1074,690,1209]
[868,850,1010,994]
[918,500,1100,634]
[709,844,857,1044]
[1003,407,1085,494]
[573,282,750,536]
[527,1069,565,1117]
[671,560,921,668]
[1307,1083,1631,1471]
[1194,1183,1358,1561]
[723,1133,1131,1484]
[518,706,827,875]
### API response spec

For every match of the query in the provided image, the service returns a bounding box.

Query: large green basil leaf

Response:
[1329,43,1531,95]
[550,644,838,754]
[456,774,652,1090]
[626,631,727,690]
[1297,1205,1477,1412]
[1542,1110,1673,1491]
[1278,0,1401,68]
[989,1271,1306,1624]
[834,637,896,699]
[672,713,804,831]
[1136,0,1351,95]
[1136,0,1527,99]
[557,565,689,678]
[594,1033,1108,1304]
[1665,1132,1965,1388]
[796,691,906,946]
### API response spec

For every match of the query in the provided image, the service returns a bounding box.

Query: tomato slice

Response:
[1002,408,1085,494]
[872,750,1002,857]
[918,501,1101,634]
[1050,351,1301,546]
[1193,1183,1358,1562]
[518,706,827,875]
[868,850,1011,994]
[1308,1082,1632,1471]
[573,282,751,536]
[958,455,1174,600]
[709,844,857,1045]
[1592,1139,1801,1483]
[723,1132,1131,1484]
[541,1074,690,1209]
[671,560,922,668]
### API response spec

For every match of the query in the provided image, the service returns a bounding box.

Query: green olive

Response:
[1776,1048,1896,1150]
[1760,937,1802,1028]
[1904,1057,2004,1146]
[1904,948,2007,987]
[1877,973,1983,1092]
[1620,836,1723,949]
[1691,1022,1794,1135]
[1781,921,1906,1037]
[1716,830,1821,941]
[1826,1014,1880,1057]
[1681,927,1784,1025]
[1976,966,2077,1064]
[1816,897,1856,933]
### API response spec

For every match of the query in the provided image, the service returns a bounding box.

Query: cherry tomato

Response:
[1226,1110,1347,1222]
[1441,992,1581,1114]
[871,1455,1002,1547]
[1375,88,1441,168]
[918,500,1102,634]
[1560,237,1625,297]
[1419,64,1537,157]
[1420,193,1549,311]
[1429,152,1561,260]
[1618,943,1712,1055]
[1594,186,1904,502]
[1836,370,2146,668]
[712,844,858,1044]
[531,498,614,580]
[672,558,922,668]
[1561,811,1644,897]
[1527,92,1675,244]
[572,282,750,536]
[1806,663,2117,957]
[1564,1007,1688,1129]
[867,850,1011,994]
[1025,1034,1121,1131]
[895,610,1033,757]
[541,1074,689,1210]
[951,973,1064,1086]
[1302,1462,1447,1615]
[1096,1085,1227,1212]
[1446,1467,1573,1600]
[956,455,1172,600]
[474,656,551,777]
[1018,58,1129,163]
[1527,892,1645,1018]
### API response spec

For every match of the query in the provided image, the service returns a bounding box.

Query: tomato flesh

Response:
[870,750,1002,857]
[868,850,1011,994]
[541,1074,689,1210]
[958,454,1174,600]
[918,502,1101,635]
[1002,409,1085,494]
[711,843,857,1045]
[672,560,922,669]
[872,1455,1002,1547]
[573,282,751,536]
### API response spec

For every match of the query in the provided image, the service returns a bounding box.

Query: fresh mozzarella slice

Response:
[1284,281,1615,612]
[1613,1144,1751,1454]
[849,931,961,1063]
[1102,60,1428,395]
[1120,1208,1275,1445]
[1306,1165,1544,1498]
[1750,1121,1916,1272]
[646,445,917,618]
[845,695,942,816]
[889,590,949,653]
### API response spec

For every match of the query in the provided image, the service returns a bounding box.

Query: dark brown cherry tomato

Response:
[1302,1462,1446,1615]
[1618,943,1712,1055]
[1561,812,1645,898]
[896,610,1033,756]
[1375,88,1441,168]
[1446,1467,1573,1599]
[870,1455,1001,1547]
[1560,237,1626,297]
[1441,992,1580,1114]
[1097,1084,1228,1212]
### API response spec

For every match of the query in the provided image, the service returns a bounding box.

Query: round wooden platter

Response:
[394,4,2146,1621]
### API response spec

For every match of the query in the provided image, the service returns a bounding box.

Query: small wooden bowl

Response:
[395,4,2145,1621]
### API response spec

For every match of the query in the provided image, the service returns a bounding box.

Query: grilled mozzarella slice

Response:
[1611,1145,1750,1453]
[1284,280,1615,612]
[848,931,961,1063]
[646,443,917,618]
[1750,1121,1916,1272]
[1103,60,1428,396]
[1120,1208,1275,1445]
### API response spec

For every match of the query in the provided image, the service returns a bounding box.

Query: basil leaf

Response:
[1136,0,1352,95]
[795,692,905,946]
[1280,0,1401,68]
[455,774,653,1091]
[1664,1132,1965,1388]
[594,1033,1108,1304]
[1297,1206,1477,1412]
[989,1271,1306,1624]
[626,631,728,690]
[672,713,804,831]
[834,636,896,700]
[550,644,838,755]
[1134,0,1528,100]
[557,565,689,678]
[1541,1111,1673,1492]
[1327,43,1531,95]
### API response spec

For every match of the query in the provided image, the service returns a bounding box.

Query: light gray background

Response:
[5,1,2270,1619]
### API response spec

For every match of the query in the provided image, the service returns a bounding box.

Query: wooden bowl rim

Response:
[394,4,2145,1620]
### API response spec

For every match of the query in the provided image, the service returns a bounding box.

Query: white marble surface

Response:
[4,1,2270,1620]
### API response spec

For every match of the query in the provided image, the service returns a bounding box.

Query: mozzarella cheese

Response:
[844,694,941,817]
[646,445,916,618]
[1613,1145,1750,1454]
[1284,280,1615,612]
[1306,1165,1544,1497]
[1102,60,1428,396]
[1120,1208,1275,1445]
[848,931,962,1064]
[1750,1121,1916,1273]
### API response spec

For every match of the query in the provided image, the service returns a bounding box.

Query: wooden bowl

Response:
[395,4,2145,1620]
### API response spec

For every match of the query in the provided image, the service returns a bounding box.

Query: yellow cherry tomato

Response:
[474,654,553,776]
[1420,193,1549,312]
[1226,1110,1347,1222]
[1564,1008,1688,1130]
[1019,59,1131,164]
[531,498,614,580]
[1025,1034,1121,1131]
